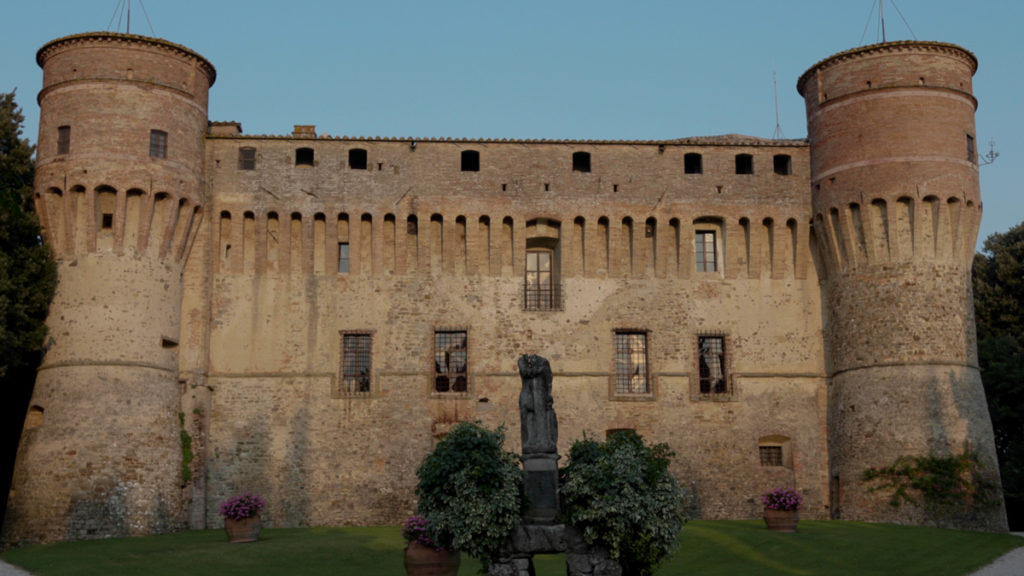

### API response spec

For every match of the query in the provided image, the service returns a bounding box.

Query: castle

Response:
[1,31,1007,546]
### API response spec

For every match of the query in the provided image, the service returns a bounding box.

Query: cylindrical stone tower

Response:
[1,33,214,546]
[798,41,1006,530]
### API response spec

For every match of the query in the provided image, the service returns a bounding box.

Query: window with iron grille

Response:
[239,147,256,170]
[525,250,557,310]
[760,445,783,467]
[149,129,167,158]
[695,231,717,272]
[614,331,649,394]
[57,125,70,155]
[434,330,468,393]
[339,333,372,396]
[698,335,727,394]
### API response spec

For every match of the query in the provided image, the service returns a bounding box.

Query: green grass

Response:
[2,521,1021,575]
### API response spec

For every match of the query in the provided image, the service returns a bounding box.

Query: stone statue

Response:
[518,354,557,455]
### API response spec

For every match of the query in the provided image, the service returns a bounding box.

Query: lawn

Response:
[2,520,1021,576]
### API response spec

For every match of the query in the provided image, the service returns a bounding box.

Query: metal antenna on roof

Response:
[107,0,156,36]
[859,0,917,45]
[772,68,784,140]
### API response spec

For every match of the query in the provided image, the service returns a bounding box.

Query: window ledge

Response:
[610,393,657,402]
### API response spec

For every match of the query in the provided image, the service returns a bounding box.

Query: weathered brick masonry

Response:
[1,33,1006,546]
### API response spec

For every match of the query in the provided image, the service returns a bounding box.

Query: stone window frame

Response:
[695,229,719,273]
[335,330,374,398]
[149,129,168,159]
[238,146,257,170]
[610,328,655,401]
[692,331,735,401]
[432,328,469,396]
[57,125,71,155]
[758,435,792,468]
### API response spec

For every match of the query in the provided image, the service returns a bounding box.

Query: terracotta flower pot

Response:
[224,515,262,543]
[763,508,799,532]
[404,540,460,576]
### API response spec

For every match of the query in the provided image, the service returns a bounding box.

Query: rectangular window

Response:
[57,125,71,155]
[150,129,168,158]
[760,446,783,467]
[239,147,256,170]
[967,134,976,164]
[525,250,555,310]
[338,242,349,273]
[434,330,468,393]
[698,335,727,394]
[339,333,372,395]
[614,331,649,394]
[695,231,717,272]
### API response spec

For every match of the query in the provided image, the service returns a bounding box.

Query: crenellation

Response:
[2,35,1005,548]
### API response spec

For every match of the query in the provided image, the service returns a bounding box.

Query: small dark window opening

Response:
[735,154,753,175]
[296,147,314,166]
[349,148,368,170]
[461,150,480,172]
[57,126,71,155]
[239,147,256,170]
[760,446,783,467]
[684,153,702,174]
[101,213,114,229]
[149,130,167,158]
[572,151,591,173]
[773,154,792,175]
[967,134,976,164]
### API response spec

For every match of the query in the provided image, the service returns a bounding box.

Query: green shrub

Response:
[415,421,524,570]
[559,430,686,576]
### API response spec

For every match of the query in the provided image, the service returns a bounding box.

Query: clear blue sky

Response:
[2,1,1020,250]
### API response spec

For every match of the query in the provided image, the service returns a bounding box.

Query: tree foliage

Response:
[0,91,55,382]
[559,430,686,576]
[414,421,524,570]
[973,221,1024,528]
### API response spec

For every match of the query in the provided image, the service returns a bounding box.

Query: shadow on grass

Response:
[2,521,1022,576]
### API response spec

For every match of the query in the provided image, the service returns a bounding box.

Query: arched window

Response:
[349,148,367,170]
[461,150,480,172]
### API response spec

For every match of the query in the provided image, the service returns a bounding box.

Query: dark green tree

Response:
[973,221,1024,529]
[0,90,57,526]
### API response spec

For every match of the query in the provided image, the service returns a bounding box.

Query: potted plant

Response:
[220,492,266,542]
[414,421,524,573]
[560,430,687,576]
[760,487,802,532]
[402,515,459,576]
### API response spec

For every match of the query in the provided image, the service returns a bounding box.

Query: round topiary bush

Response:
[559,430,687,576]
[415,421,525,570]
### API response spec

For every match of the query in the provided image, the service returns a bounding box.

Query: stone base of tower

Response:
[1,366,185,548]
[830,364,1007,532]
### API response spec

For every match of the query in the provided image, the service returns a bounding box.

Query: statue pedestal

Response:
[522,453,560,524]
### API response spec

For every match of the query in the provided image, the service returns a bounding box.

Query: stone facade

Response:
[0,33,1006,547]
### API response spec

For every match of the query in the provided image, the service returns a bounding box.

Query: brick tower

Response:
[798,42,1006,530]
[1,33,214,546]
